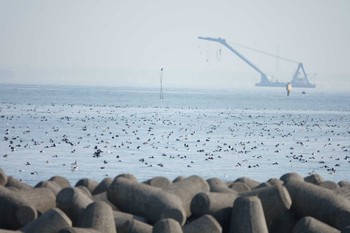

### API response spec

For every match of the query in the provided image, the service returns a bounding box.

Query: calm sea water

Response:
[1,84,349,186]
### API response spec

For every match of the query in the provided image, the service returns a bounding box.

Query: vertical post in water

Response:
[160,68,164,99]
[276,44,280,79]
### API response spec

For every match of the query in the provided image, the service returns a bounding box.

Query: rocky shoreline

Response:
[1,168,350,233]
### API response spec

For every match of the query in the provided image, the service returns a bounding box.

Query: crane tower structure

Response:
[198,36,316,88]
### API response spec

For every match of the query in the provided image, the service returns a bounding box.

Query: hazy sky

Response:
[0,0,350,90]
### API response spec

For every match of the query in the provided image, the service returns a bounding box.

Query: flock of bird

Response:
[1,102,349,184]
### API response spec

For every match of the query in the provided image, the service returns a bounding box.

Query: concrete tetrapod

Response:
[92,177,113,195]
[183,215,222,233]
[207,178,237,193]
[35,180,62,196]
[0,168,7,186]
[120,220,152,233]
[75,186,93,199]
[152,218,183,233]
[173,176,185,183]
[190,191,237,216]
[320,181,339,190]
[56,187,93,225]
[0,186,37,230]
[5,177,32,190]
[339,181,350,188]
[16,187,56,214]
[269,210,298,233]
[92,192,117,210]
[254,178,284,189]
[335,186,350,202]
[77,201,116,233]
[113,210,148,232]
[304,174,324,185]
[49,176,71,188]
[285,179,350,230]
[228,182,251,193]
[21,208,72,233]
[58,228,101,233]
[229,196,268,233]
[190,191,237,232]
[293,216,340,233]
[234,177,260,189]
[107,176,186,225]
[240,184,292,226]
[143,176,171,188]
[75,178,99,194]
[162,175,210,217]
[280,173,303,183]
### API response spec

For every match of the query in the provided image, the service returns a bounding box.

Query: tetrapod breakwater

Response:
[1,168,350,233]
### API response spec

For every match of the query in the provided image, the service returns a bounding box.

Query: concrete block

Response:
[78,201,116,233]
[107,177,186,225]
[183,215,222,233]
[56,187,93,225]
[153,218,183,233]
[285,179,350,230]
[75,178,99,194]
[229,196,268,233]
[207,178,237,193]
[21,208,71,233]
[293,216,340,233]
[163,175,210,217]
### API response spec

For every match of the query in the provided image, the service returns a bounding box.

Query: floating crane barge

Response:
[198,36,316,88]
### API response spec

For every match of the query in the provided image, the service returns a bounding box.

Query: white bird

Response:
[71,165,79,171]
[71,160,79,171]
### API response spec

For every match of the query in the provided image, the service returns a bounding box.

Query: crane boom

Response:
[198,36,270,84]
[198,36,316,88]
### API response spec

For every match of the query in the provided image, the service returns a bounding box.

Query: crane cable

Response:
[226,40,300,64]
[216,44,222,61]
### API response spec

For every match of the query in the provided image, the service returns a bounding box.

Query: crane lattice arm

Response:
[198,36,270,84]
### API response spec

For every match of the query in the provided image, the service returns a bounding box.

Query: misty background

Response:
[0,0,349,90]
